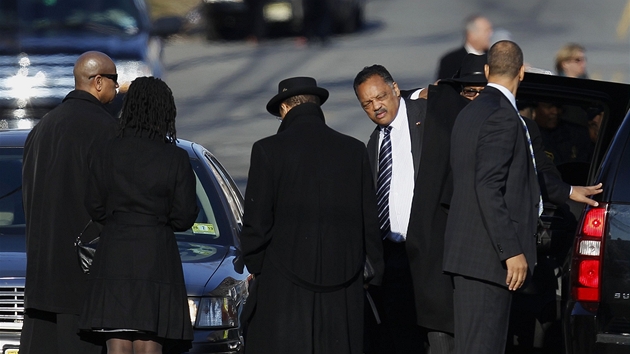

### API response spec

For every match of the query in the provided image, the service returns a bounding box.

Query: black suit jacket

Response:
[366,95,460,332]
[436,46,468,80]
[444,86,540,286]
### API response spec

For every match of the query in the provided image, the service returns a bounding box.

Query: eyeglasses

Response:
[461,88,483,98]
[89,73,118,85]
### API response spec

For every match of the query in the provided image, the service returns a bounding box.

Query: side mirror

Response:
[150,16,183,38]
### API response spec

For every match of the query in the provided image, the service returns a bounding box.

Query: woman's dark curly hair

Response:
[118,76,177,144]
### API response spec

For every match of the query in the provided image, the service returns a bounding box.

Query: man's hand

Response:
[505,254,528,291]
[570,183,603,207]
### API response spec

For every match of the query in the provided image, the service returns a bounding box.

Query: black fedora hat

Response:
[266,77,329,116]
[450,53,488,84]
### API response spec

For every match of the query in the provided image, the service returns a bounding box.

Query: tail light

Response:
[571,205,607,304]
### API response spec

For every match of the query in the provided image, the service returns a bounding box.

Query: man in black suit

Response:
[240,77,384,354]
[354,65,456,354]
[444,40,537,354]
[21,51,118,354]
[436,15,493,80]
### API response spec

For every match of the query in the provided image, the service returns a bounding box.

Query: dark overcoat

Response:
[79,128,198,341]
[22,90,117,314]
[241,103,384,354]
[366,91,463,334]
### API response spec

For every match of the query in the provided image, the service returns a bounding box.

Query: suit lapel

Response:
[405,98,425,181]
[367,127,379,186]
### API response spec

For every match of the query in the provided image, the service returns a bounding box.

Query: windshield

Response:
[0,146,233,251]
[0,147,24,232]
[0,0,145,35]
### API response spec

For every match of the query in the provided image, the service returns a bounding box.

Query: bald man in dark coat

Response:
[241,77,384,354]
[21,51,119,353]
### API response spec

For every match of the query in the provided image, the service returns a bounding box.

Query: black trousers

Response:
[364,240,425,354]
[19,309,104,354]
[452,275,512,354]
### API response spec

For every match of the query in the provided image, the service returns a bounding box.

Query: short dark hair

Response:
[282,94,321,109]
[487,40,523,78]
[119,76,177,144]
[353,64,395,95]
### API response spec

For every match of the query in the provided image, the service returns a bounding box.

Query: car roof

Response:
[0,129,198,153]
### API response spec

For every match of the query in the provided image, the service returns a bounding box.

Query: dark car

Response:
[562,94,630,353]
[0,129,250,354]
[202,0,365,39]
[0,0,178,130]
[498,73,630,353]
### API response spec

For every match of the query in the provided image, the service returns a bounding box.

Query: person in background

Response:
[240,76,384,354]
[555,43,588,78]
[79,77,198,354]
[436,15,493,80]
[20,51,118,354]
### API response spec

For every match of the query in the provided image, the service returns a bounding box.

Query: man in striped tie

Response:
[354,65,457,354]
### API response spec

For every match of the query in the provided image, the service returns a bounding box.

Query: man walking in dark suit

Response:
[436,15,493,80]
[354,65,456,354]
[444,40,539,354]
[240,77,384,354]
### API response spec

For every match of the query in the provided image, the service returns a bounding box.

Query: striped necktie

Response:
[518,115,544,216]
[377,126,393,239]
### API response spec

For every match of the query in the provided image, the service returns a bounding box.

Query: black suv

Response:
[562,89,630,353]
[498,73,630,353]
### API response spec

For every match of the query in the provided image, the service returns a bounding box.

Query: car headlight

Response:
[188,277,249,329]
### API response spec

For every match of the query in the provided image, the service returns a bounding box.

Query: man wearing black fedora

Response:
[240,76,384,354]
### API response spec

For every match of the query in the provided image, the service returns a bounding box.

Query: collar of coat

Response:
[277,102,325,133]
[62,89,107,107]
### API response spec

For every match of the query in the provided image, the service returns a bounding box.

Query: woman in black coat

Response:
[79,77,199,353]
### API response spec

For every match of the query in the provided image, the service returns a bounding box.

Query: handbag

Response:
[74,220,100,274]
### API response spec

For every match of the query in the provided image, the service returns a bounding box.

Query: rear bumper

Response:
[563,302,630,354]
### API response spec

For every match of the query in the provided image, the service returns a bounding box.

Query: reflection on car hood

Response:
[0,252,26,278]
[180,242,240,297]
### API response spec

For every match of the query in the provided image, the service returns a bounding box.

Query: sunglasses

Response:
[461,88,483,98]
[89,73,118,85]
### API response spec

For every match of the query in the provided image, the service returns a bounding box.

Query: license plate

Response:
[263,2,292,22]
[4,349,19,354]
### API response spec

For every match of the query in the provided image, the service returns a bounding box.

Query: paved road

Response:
[162,0,630,191]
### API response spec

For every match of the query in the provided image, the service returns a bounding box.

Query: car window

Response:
[0,147,24,229]
[609,120,630,201]
[519,99,606,186]
[203,151,243,229]
[4,0,144,35]
[175,157,237,248]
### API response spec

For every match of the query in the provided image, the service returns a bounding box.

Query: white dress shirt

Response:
[378,98,415,241]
